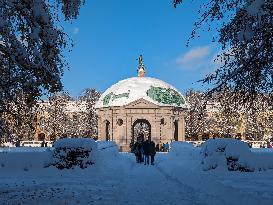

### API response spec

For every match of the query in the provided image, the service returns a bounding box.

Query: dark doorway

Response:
[38,133,45,141]
[105,120,110,141]
[174,120,178,141]
[132,119,151,144]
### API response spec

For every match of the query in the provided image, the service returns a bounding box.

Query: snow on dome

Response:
[95,77,188,108]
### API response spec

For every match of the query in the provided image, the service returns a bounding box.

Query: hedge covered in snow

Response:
[201,139,273,172]
[96,141,118,152]
[47,138,97,169]
[169,141,195,158]
[165,142,201,170]
[0,151,51,171]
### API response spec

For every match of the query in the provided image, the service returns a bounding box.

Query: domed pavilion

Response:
[95,55,188,151]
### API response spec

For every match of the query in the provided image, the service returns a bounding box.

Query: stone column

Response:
[111,109,115,142]
[97,116,102,140]
[178,116,185,141]
[151,114,157,142]
[126,114,133,144]
[99,117,106,141]
[181,115,185,141]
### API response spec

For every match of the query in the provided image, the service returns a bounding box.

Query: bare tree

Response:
[78,88,101,139]
[185,89,273,141]
[185,89,209,140]
[0,0,84,137]
[174,0,273,107]
[42,92,72,140]
[243,93,273,141]
[1,90,36,141]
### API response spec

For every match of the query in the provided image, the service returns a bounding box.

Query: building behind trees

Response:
[185,90,273,142]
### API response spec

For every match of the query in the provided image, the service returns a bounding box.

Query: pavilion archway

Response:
[131,119,151,144]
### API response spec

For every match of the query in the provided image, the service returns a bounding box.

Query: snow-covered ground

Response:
[0,141,273,205]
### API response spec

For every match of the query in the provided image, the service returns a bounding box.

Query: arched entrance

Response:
[132,119,151,144]
[174,120,178,141]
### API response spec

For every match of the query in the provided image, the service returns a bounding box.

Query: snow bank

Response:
[95,141,119,164]
[169,141,195,158]
[48,138,98,169]
[0,150,51,171]
[96,140,118,152]
[158,141,201,170]
[0,140,118,172]
[201,139,273,172]
[169,141,200,163]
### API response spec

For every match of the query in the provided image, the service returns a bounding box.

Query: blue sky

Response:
[61,0,221,97]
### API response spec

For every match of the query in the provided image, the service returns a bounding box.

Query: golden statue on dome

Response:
[137,54,145,77]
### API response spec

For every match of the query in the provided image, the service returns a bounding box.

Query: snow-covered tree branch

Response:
[185,89,273,141]
[0,0,84,137]
[175,0,273,108]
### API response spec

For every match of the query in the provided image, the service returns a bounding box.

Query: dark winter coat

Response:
[143,140,150,155]
[148,141,156,156]
[132,142,143,155]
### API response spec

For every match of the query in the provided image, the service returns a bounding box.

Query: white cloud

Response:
[73,27,79,34]
[211,50,223,66]
[211,47,235,67]
[174,45,227,76]
[176,46,210,65]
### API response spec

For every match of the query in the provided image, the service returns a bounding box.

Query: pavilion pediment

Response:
[125,98,158,109]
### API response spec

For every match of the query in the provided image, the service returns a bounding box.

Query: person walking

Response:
[132,135,144,163]
[15,140,20,147]
[155,144,160,152]
[161,143,165,152]
[132,140,141,163]
[41,140,45,147]
[143,139,150,165]
[148,139,156,165]
[164,142,170,152]
[139,134,144,163]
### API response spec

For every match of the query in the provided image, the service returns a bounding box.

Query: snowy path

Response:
[115,154,202,205]
[1,151,273,205]
[0,153,203,205]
